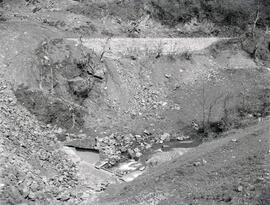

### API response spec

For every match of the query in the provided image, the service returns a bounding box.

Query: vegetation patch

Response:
[14,85,85,131]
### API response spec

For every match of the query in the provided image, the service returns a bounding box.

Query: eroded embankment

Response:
[1,23,270,204]
[13,36,270,174]
[97,117,270,205]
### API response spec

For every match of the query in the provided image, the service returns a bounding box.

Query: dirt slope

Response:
[97,118,270,205]
[0,1,270,204]
[1,19,270,204]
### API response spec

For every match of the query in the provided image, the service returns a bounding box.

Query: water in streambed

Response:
[62,146,118,192]
[139,139,201,165]
[64,139,201,183]
[75,148,100,165]
[112,139,202,182]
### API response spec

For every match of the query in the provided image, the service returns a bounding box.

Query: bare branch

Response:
[252,3,261,35]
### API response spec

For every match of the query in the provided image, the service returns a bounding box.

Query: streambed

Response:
[64,139,201,184]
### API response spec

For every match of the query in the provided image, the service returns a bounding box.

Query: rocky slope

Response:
[97,118,270,205]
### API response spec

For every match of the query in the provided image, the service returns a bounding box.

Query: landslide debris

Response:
[14,38,106,132]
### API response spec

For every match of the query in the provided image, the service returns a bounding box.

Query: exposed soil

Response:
[98,118,270,205]
[0,1,270,205]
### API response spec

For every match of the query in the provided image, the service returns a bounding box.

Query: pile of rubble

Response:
[95,130,177,168]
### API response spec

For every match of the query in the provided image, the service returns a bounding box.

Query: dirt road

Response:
[67,37,228,56]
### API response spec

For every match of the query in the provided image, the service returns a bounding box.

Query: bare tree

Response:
[100,36,112,61]
[252,1,262,35]
[202,80,206,131]
[253,8,260,33]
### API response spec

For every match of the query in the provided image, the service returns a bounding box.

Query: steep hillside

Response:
[98,117,270,205]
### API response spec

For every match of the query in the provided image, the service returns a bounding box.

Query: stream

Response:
[65,138,201,183]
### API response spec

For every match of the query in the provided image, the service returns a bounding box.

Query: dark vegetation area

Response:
[14,85,85,131]
[67,0,270,36]
[197,86,270,141]
[148,0,270,27]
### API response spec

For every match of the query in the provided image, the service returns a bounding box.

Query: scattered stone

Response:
[202,159,207,164]
[77,133,87,139]
[162,144,170,149]
[130,110,137,118]
[124,134,133,143]
[43,55,50,61]
[120,147,127,153]
[193,161,201,166]
[135,135,142,140]
[145,143,152,149]
[139,166,146,171]
[31,6,41,13]
[0,183,4,190]
[127,149,135,158]
[0,83,79,203]
[28,192,36,200]
[143,130,151,135]
[177,135,190,141]
[135,152,142,158]
[236,185,244,192]
[231,139,238,142]
[222,195,232,202]
[80,192,90,200]
[160,101,168,107]
[54,127,64,134]
[7,98,13,103]
[57,190,70,201]
[30,181,39,192]
[165,74,172,78]
[173,105,181,110]
[160,133,170,141]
